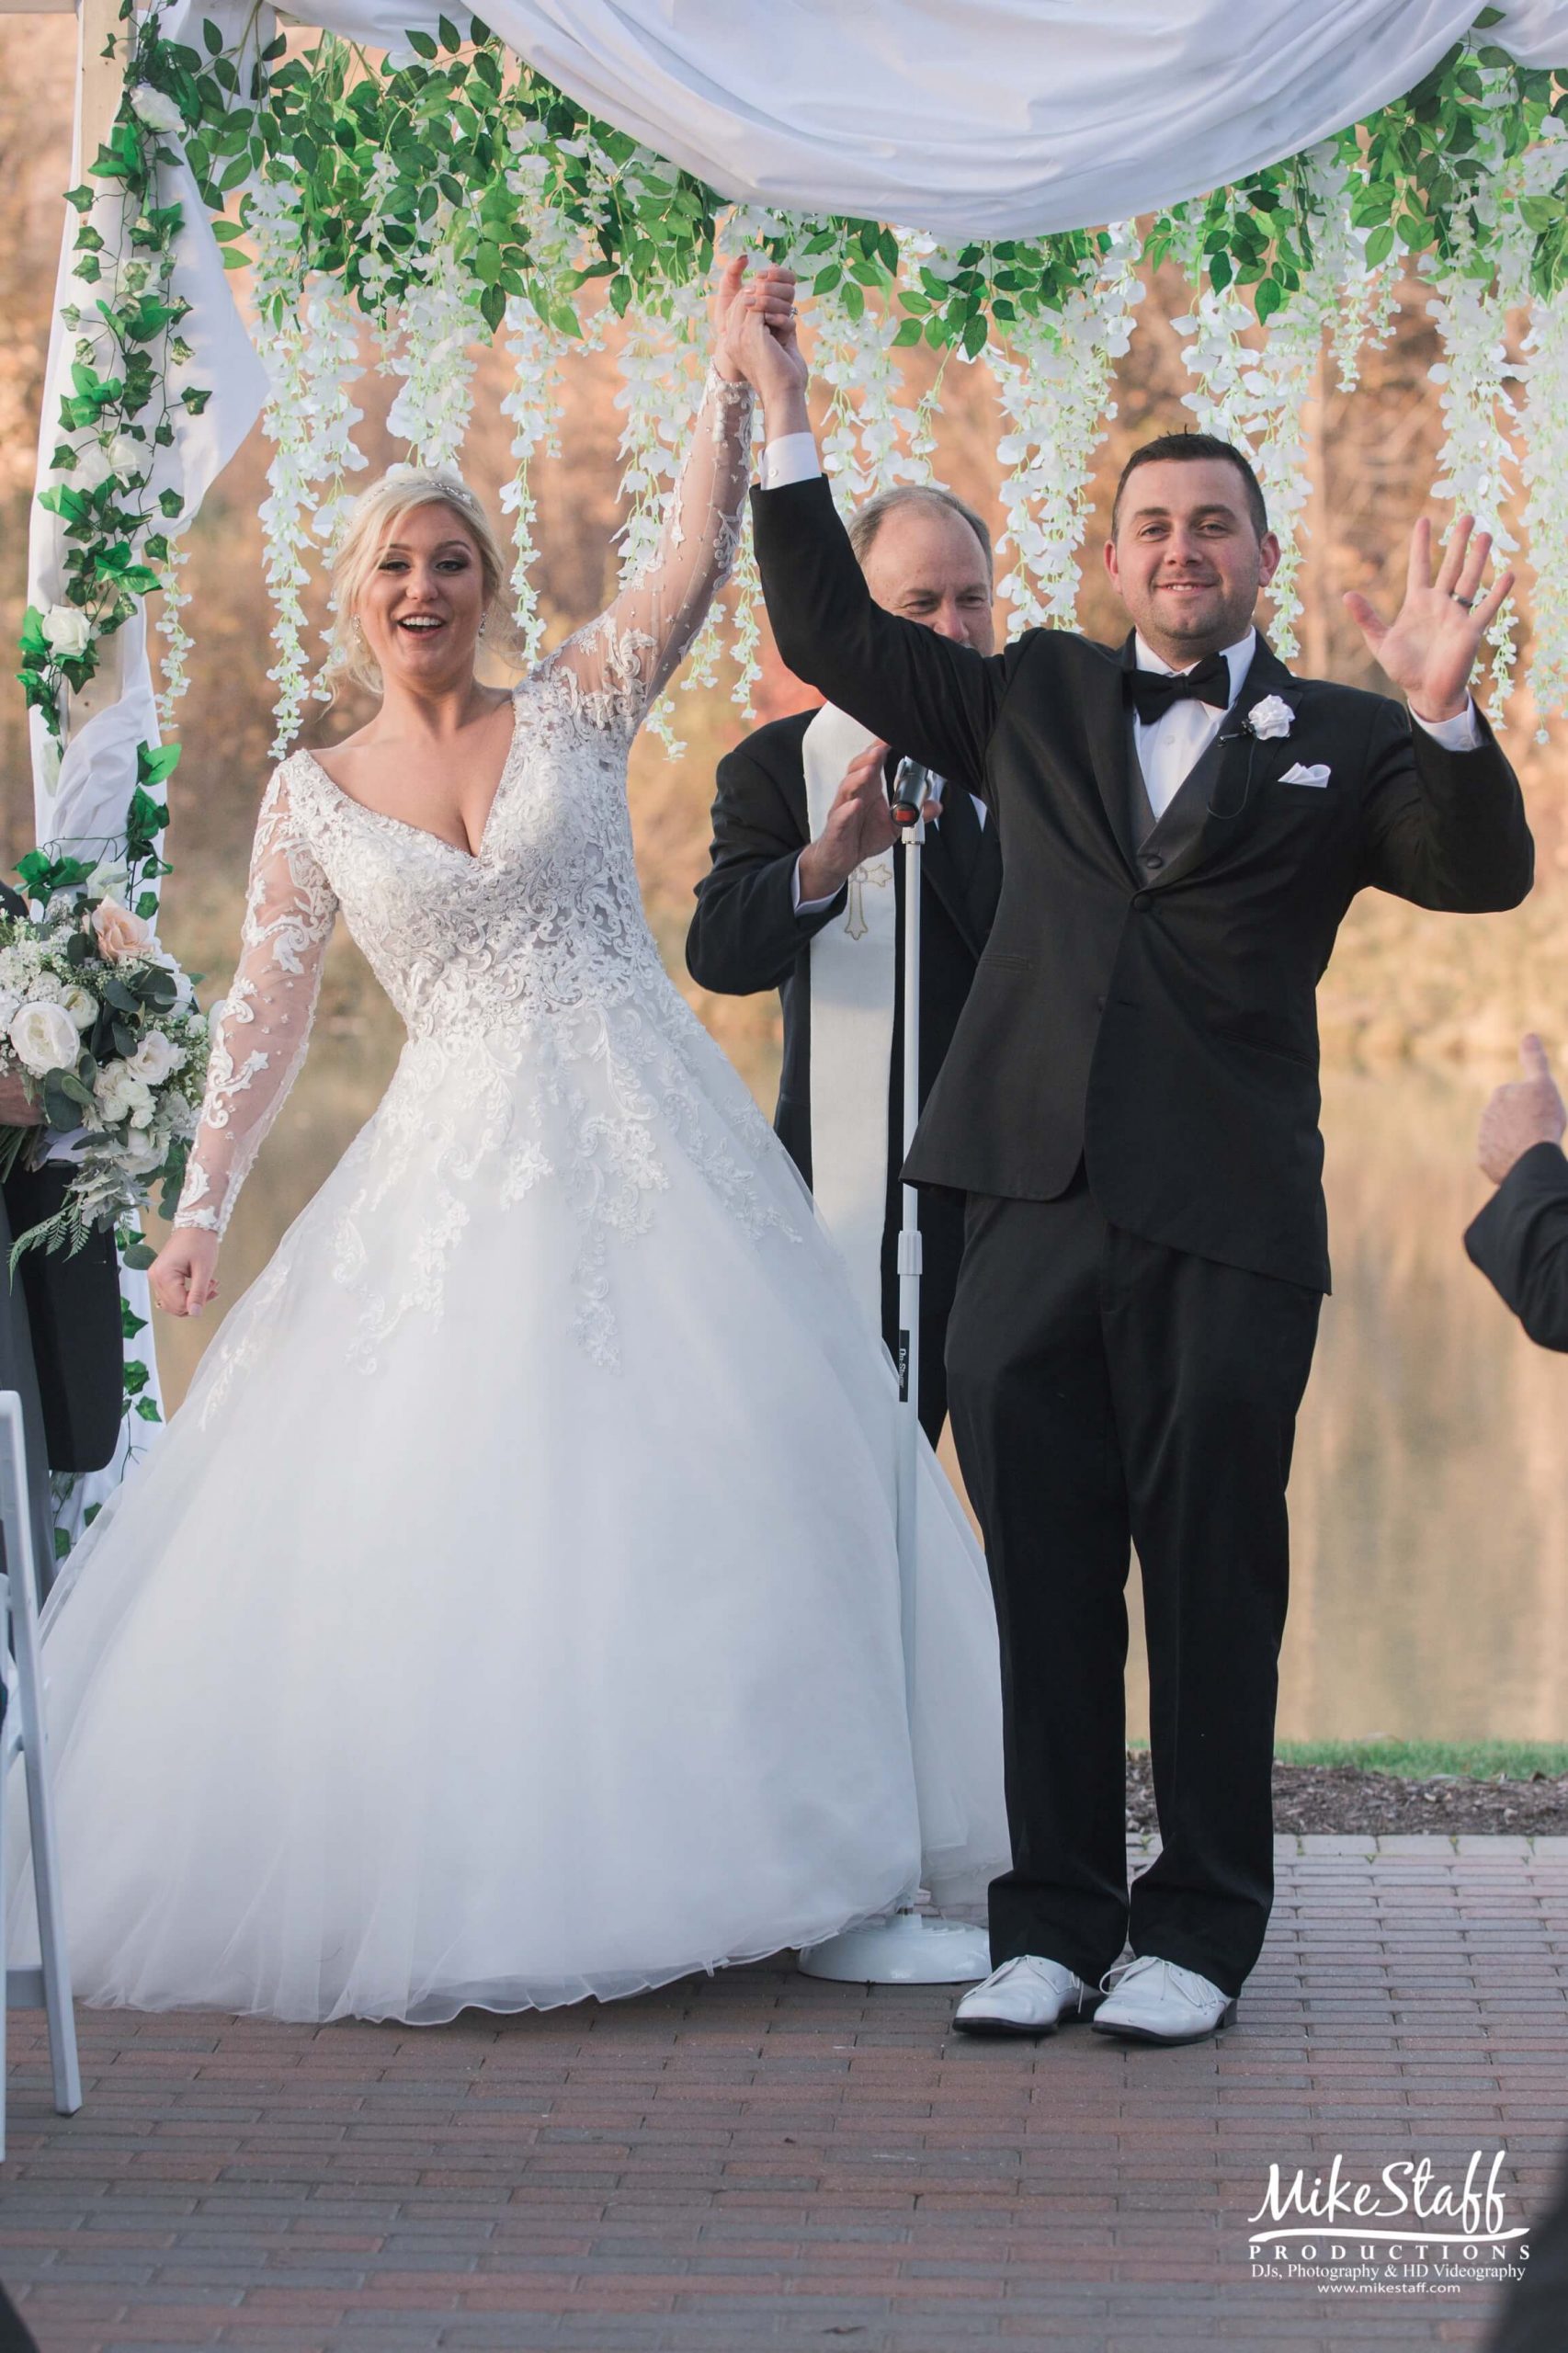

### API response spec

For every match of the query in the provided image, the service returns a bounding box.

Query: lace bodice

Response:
[172,370,789,1375]
[176,368,754,1247]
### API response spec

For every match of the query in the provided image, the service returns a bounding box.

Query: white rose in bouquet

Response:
[41,604,92,660]
[9,1000,81,1076]
[126,1030,185,1085]
[119,1133,168,1178]
[95,1063,155,1130]
[62,983,98,1029]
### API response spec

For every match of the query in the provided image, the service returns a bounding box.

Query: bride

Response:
[9,258,1006,2024]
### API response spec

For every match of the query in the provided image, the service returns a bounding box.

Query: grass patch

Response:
[1127,1738,1568,1780]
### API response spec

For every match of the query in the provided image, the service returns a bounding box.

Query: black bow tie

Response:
[1125,654,1232,725]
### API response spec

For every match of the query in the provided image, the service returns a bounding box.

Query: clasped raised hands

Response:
[713,256,810,432]
[1344,514,1514,726]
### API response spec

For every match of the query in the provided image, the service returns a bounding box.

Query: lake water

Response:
[150,1012,1568,1745]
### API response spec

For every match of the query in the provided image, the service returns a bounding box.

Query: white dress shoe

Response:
[1090,1954,1238,2045]
[952,1954,1101,2037]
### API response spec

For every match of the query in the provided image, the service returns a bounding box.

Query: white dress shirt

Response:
[761,429,1480,867]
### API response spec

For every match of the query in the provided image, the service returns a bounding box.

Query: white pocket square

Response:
[1280,761,1331,788]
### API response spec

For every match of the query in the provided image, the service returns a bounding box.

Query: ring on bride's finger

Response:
[1450,593,1475,608]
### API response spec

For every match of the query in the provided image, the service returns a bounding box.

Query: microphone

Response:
[891,758,933,828]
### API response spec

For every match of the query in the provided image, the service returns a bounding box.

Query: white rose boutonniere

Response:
[1244,695,1294,742]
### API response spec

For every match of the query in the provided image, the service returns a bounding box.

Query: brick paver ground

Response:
[1,1836,1564,2353]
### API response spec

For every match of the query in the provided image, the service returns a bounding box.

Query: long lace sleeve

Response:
[544,367,755,730]
[173,764,338,1239]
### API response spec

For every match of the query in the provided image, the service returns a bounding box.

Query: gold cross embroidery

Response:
[844,858,892,940]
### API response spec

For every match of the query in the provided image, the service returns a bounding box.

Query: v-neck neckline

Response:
[301,691,519,864]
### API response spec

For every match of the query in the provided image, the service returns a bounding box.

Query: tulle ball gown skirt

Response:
[8,1006,1007,2022]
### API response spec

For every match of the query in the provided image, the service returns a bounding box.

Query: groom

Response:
[730,296,1533,2045]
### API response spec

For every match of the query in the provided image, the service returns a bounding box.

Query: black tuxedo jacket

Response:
[753,476,1534,1293]
[684,708,1001,1192]
[1465,1142,1568,1350]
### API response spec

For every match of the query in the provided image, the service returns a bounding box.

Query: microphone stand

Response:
[798,763,993,1987]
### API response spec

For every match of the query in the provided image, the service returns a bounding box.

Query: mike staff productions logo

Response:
[1245,2148,1530,2296]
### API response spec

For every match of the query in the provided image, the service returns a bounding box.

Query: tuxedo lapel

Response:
[1085,638,1142,876]
[922,786,991,960]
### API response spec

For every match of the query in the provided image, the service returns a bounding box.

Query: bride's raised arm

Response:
[168,766,338,1254]
[543,257,796,729]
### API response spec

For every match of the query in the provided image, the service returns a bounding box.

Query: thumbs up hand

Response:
[1478,1034,1567,1186]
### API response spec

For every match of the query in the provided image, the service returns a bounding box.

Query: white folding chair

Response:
[0,1391,81,2159]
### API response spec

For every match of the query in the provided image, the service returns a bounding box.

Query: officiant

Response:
[686,482,1002,1439]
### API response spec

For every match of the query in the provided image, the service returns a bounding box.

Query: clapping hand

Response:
[1477,1034,1567,1187]
[1344,514,1514,725]
[796,742,941,904]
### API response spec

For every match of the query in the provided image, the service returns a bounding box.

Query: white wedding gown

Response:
[9,371,1007,2024]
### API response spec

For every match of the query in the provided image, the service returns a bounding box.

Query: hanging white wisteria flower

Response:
[499,294,565,666]
[1423,71,1529,718]
[249,179,316,753]
[990,222,1142,631]
[812,272,926,517]
[153,540,193,725]
[383,222,485,470]
[1520,282,1568,733]
[301,274,368,560]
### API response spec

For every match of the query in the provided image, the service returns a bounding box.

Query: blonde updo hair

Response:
[324,467,517,696]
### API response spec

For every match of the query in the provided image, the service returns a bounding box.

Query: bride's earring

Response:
[478,616,488,639]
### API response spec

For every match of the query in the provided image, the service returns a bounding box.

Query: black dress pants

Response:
[945,1171,1322,1997]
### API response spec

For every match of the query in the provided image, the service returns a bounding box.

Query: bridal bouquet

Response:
[0,826,208,1265]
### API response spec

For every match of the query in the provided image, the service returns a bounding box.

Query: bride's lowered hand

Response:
[150,1226,220,1319]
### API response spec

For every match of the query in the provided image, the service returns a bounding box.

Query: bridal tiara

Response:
[381,460,483,511]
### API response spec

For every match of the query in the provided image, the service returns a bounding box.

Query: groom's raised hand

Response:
[722,266,811,435]
[1344,513,1514,724]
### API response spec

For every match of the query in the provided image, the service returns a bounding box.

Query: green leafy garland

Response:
[18,6,1568,738]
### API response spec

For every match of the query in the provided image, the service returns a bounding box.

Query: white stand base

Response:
[798,1907,993,1984]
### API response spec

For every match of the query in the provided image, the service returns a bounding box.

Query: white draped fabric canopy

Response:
[305,0,1568,237]
[28,0,1568,848]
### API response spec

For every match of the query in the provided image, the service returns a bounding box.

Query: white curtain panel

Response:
[30,0,1568,847]
[306,0,1568,235]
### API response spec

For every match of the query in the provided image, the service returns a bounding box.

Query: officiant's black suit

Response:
[0,881,122,1595]
[685,711,1001,1438]
[753,474,1533,1996]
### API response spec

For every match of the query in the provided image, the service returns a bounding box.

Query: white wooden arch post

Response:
[8,0,166,1564]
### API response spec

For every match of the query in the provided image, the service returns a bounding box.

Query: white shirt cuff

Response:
[792,851,840,916]
[759,433,822,492]
[1411,696,1481,752]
